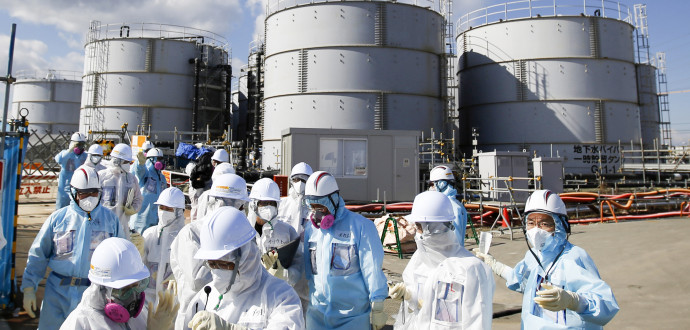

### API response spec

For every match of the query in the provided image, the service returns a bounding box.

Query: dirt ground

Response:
[2,197,690,329]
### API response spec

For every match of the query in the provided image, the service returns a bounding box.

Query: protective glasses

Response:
[206,260,235,270]
[291,175,308,183]
[75,188,100,199]
[415,222,453,234]
[112,158,133,165]
[525,214,556,230]
[111,277,149,301]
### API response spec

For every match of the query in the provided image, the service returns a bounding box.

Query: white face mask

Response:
[120,163,131,172]
[158,209,177,227]
[292,181,305,196]
[257,205,277,221]
[90,155,102,165]
[526,227,551,251]
[210,267,237,294]
[78,196,99,212]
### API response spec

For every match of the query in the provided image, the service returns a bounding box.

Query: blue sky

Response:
[0,0,688,145]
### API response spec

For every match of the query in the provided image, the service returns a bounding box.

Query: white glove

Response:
[473,248,512,280]
[534,283,584,312]
[137,150,146,165]
[23,287,37,318]
[261,250,279,270]
[147,281,179,329]
[130,232,145,257]
[188,311,248,330]
[388,282,411,301]
[370,301,387,330]
[267,259,286,280]
[124,205,138,216]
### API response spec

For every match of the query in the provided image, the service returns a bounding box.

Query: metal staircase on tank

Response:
[441,0,457,134]
[656,52,672,148]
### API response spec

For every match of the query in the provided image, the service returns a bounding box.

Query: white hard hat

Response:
[88,237,150,289]
[212,149,229,163]
[70,132,86,142]
[111,143,133,161]
[70,166,101,190]
[155,187,185,209]
[194,206,256,260]
[212,163,236,180]
[290,162,313,178]
[249,178,281,202]
[209,174,250,201]
[524,190,567,217]
[87,144,103,156]
[141,140,154,151]
[405,191,455,223]
[146,148,163,158]
[305,171,339,198]
[430,165,455,182]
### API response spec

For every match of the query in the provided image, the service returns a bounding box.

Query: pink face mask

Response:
[154,161,165,170]
[104,292,145,323]
[74,147,84,155]
[310,211,335,230]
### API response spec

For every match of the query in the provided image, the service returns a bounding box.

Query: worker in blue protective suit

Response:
[476,190,619,329]
[429,165,468,246]
[130,147,168,234]
[303,171,388,330]
[54,132,88,209]
[21,166,124,330]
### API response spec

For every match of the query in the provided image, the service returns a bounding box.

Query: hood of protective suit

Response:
[413,228,464,267]
[81,283,111,311]
[439,185,458,198]
[307,194,345,221]
[227,240,263,295]
[528,212,568,265]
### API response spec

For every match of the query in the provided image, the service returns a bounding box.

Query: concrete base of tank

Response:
[6,196,690,328]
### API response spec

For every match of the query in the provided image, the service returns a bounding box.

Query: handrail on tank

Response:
[87,22,230,51]
[266,0,442,16]
[14,69,82,81]
[457,0,632,35]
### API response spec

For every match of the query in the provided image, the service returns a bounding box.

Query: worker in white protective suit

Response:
[22,166,124,330]
[475,190,619,328]
[98,143,143,241]
[211,148,230,167]
[183,206,304,329]
[61,237,179,329]
[277,162,313,313]
[169,173,250,329]
[55,132,87,209]
[303,171,388,329]
[429,165,469,246]
[84,144,107,172]
[142,187,186,305]
[390,191,494,329]
[248,178,303,285]
[195,163,236,219]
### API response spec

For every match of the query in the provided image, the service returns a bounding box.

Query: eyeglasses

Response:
[257,200,276,207]
[76,189,100,199]
[207,260,235,270]
[526,217,555,230]
[291,177,306,183]
[111,277,149,301]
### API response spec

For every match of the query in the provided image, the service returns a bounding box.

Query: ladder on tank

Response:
[656,52,672,148]
[441,0,457,134]
[83,20,109,133]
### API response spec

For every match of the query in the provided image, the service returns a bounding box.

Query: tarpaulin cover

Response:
[0,136,28,307]
[175,142,212,161]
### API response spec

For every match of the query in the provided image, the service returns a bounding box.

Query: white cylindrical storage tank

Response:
[636,63,659,148]
[457,2,639,175]
[263,0,445,169]
[12,70,82,135]
[80,22,230,140]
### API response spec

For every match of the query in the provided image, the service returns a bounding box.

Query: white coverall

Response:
[277,186,311,310]
[98,167,143,240]
[250,210,304,286]
[142,212,185,305]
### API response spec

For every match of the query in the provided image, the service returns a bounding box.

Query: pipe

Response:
[191,57,201,134]
[1,23,17,155]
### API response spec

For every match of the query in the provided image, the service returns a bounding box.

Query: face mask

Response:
[310,210,334,230]
[434,181,449,193]
[257,205,277,221]
[90,155,102,165]
[210,267,238,294]
[120,162,131,172]
[74,147,84,155]
[526,227,551,251]
[292,181,305,195]
[158,209,177,227]
[79,196,99,212]
[154,161,165,170]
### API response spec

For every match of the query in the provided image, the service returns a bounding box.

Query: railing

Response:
[14,70,82,81]
[86,22,229,51]
[457,0,632,34]
[266,0,441,16]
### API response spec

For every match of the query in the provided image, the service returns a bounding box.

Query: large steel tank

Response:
[262,0,445,169]
[12,70,82,135]
[636,63,660,148]
[80,22,230,140]
[457,1,639,175]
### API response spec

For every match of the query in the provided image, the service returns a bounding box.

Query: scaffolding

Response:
[82,20,109,133]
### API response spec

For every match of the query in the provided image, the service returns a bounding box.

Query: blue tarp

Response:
[0,135,28,307]
[175,142,212,161]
